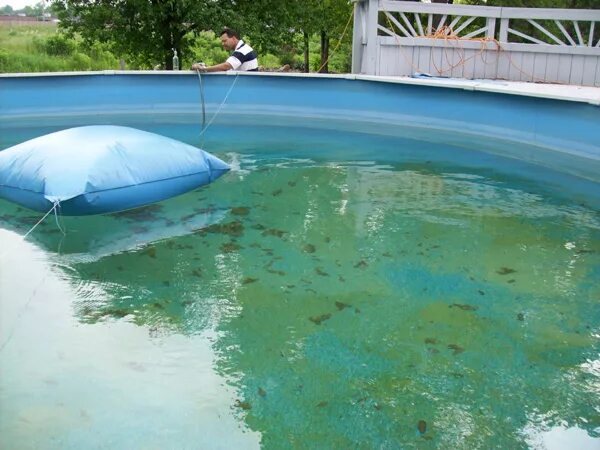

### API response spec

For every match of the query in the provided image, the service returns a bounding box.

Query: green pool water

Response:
[0,125,599,449]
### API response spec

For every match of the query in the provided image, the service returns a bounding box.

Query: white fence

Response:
[352,0,600,86]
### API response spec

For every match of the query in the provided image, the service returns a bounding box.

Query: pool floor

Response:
[1,126,599,449]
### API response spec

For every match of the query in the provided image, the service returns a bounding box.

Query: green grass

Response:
[0,23,349,73]
[0,22,119,73]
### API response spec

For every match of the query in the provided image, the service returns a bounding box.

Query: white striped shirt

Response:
[226,40,258,71]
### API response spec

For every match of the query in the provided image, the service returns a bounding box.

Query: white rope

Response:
[197,71,240,138]
[0,275,47,353]
[196,70,207,147]
[22,201,60,239]
[53,201,66,236]
[0,201,62,353]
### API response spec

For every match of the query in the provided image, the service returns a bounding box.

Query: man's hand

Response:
[191,62,207,72]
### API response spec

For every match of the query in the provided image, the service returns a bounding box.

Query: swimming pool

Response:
[1,73,599,449]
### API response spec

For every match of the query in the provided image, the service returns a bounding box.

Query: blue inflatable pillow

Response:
[0,126,230,215]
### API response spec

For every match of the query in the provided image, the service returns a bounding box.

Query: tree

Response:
[53,0,235,69]
[234,0,353,73]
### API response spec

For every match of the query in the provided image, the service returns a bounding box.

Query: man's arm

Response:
[192,61,233,72]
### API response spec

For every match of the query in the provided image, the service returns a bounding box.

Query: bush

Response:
[259,53,281,70]
[71,52,91,70]
[0,49,8,71]
[44,33,76,56]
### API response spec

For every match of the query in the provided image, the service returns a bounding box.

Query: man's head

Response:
[220,28,240,51]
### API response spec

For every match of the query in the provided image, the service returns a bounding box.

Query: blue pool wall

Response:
[1,72,599,184]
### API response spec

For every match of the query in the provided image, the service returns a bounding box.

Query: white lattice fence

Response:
[352,0,600,86]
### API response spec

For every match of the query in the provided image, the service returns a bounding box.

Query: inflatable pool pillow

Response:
[0,126,230,215]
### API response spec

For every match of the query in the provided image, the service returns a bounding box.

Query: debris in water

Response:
[201,221,245,237]
[449,303,478,311]
[315,267,329,276]
[242,277,258,285]
[335,301,350,311]
[303,243,316,253]
[257,387,266,397]
[418,420,427,434]
[354,260,368,269]
[231,206,250,216]
[234,400,252,410]
[220,242,241,253]
[497,267,516,275]
[309,313,331,325]
[142,246,157,258]
[447,344,465,355]
[262,228,286,238]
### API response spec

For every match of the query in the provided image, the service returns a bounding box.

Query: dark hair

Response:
[220,28,240,39]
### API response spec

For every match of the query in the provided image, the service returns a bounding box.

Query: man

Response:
[192,28,258,72]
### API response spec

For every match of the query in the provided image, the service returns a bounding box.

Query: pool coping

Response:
[2,70,600,107]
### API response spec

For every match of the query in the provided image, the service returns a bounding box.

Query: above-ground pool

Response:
[1,73,599,449]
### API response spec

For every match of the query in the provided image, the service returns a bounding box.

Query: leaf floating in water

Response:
[517,312,525,321]
[262,228,286,238]
[478,290,485,296]
[507,279,516,284]
[272,189,283,196]
[303,243,316,253]
[315,267,329,276]
[191,269,202,278]
[110,204,162,221]
[251,224,266,231]
[231,206,250,216]
[497,267,516,275]
[449,303,478,311]
[242,277,258,285]
[142,246,157,258]
[335,301,350,311]
[424,337,438,345]
[447,344,465,355]
[234,400,252,410]
[354,260,368,269]
[257,387,267,397]
[316,401,328,408]
[103,308,129,319]
[417,420,427,434]
[201,221,245,237]
[267,269,286,276]
[220,242,242,253]
[309,313,332,325]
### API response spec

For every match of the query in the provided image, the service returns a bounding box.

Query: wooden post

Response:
[365,0,379,75]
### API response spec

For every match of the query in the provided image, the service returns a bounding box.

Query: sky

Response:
[2,0,42,9]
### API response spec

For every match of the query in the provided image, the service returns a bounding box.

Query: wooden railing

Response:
[352,0,600,86]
